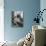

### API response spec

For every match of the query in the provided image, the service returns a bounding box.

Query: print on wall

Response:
[12,11,23,27]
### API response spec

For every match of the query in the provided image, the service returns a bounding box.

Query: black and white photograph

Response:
[12,11,23,27]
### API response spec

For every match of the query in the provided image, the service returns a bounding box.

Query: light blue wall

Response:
[40,0,46,27]
[4,0,40,42]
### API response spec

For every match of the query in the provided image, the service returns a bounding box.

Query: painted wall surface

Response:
[4,0,40,42]
[40,0,46,27]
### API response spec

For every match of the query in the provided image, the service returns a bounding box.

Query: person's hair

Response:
[17,14,21,18]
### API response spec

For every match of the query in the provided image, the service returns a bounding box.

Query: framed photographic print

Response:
[12,11,23,27]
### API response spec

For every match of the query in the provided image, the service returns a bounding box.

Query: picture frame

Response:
[12,11,24,27]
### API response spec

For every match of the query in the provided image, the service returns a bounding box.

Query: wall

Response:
[40,0,46,27]
[4,0,40,42]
